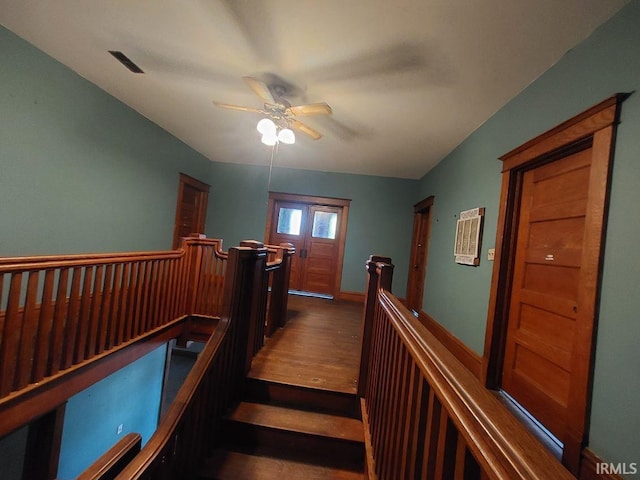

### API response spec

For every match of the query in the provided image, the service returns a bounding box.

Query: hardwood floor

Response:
[248,294,364,394]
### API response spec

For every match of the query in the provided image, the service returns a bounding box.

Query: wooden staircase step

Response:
[199,449,364,480]
[244,377,360,417]
[229,401,364,443]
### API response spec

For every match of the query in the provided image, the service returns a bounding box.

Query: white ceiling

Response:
[0,1,629,179]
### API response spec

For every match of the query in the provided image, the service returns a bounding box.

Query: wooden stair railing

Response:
[0,235,295,441]
[359,257,575,480]
[114,242,268,479]
[0,247,192,437]
[76,432,142,480]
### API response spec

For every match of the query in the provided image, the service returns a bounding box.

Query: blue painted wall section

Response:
[56,345,167,479]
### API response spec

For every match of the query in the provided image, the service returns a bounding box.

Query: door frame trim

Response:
[264,192,351,298]
[481,94,628,473]
[406,195,434,313]
[172,173,210,249]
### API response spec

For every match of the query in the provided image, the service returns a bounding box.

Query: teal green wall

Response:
[0,26,214,256]
[417,0,640,471]
[206,162,416,294]
[57,345,167,479]
[0,24,414,295]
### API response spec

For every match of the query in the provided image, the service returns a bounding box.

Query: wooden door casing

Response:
[406,196,434,314]
[173,173,210,249]
[483,94,629,474]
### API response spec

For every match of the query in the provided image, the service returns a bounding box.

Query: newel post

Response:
[357,255,393,397]
[182,234,207,316]
[267,243,295,336]
[177,235,206,345]
[239,240,270,370]
[219,241,268,387]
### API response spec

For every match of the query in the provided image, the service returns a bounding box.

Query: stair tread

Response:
[201,449,364,480]
[229,401,364,443]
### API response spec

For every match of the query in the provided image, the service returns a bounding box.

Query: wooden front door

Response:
[266,193,350,298]
[173,174,210,248]
[406,196,434,314]
[501,147,591,445]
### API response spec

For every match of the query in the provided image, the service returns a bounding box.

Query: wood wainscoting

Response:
[416,310,482,378]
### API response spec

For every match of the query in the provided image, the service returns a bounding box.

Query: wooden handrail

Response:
[0,248,189,404]
[360,258,574,480]
[76,432,142,480]
[0,236,293,477]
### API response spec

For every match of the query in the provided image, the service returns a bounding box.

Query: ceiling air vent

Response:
[108,51,144,74]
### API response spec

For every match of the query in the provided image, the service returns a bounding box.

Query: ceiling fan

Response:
[213,76,332,142]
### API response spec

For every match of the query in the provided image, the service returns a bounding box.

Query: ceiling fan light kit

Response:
[213,75,332,145]
[256,117,295,145]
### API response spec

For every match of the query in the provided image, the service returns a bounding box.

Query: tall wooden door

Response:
[173,173,210,248]
[501,148,592,446]
[406,196,434,314]
[266,193,350,298]
[485,95,626,473]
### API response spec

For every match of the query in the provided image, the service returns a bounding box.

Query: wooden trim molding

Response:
[360,398,378,480]
[417,310,482,378]
[579,448,628,480]
[337,291,366,303]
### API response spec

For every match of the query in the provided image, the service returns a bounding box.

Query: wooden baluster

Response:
[125,262,139,342]
[434,411,458,479]
[33,269,55,382]
[147,260,160,330]
[454,436,480,480]
[107,263,123,350]
[422,388,442,478]
[76,266,94,363]
[97,264,113,354]
[63,267,82,369]
[49,268,69,376]
[86,265,104,358]
[399,363,420,479]
[16,271,40,390]
[391,348,411,477]
[2,273,23,394]
[138,262,152,337]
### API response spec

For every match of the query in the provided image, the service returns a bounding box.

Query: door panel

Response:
[267,199,344,297]
[406,197,434,313]
[173,174,209,248]
[501,148,591,442]
[302,206,341,295]
[269,201,308,291]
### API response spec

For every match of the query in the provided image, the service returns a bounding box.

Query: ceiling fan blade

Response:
[289,119,323,140]
[212,101,265,114]
[242,76,276,104]
[286,103,333,117]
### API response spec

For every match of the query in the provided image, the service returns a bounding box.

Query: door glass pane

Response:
[277,208,302,235]
[312,211,337,239]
